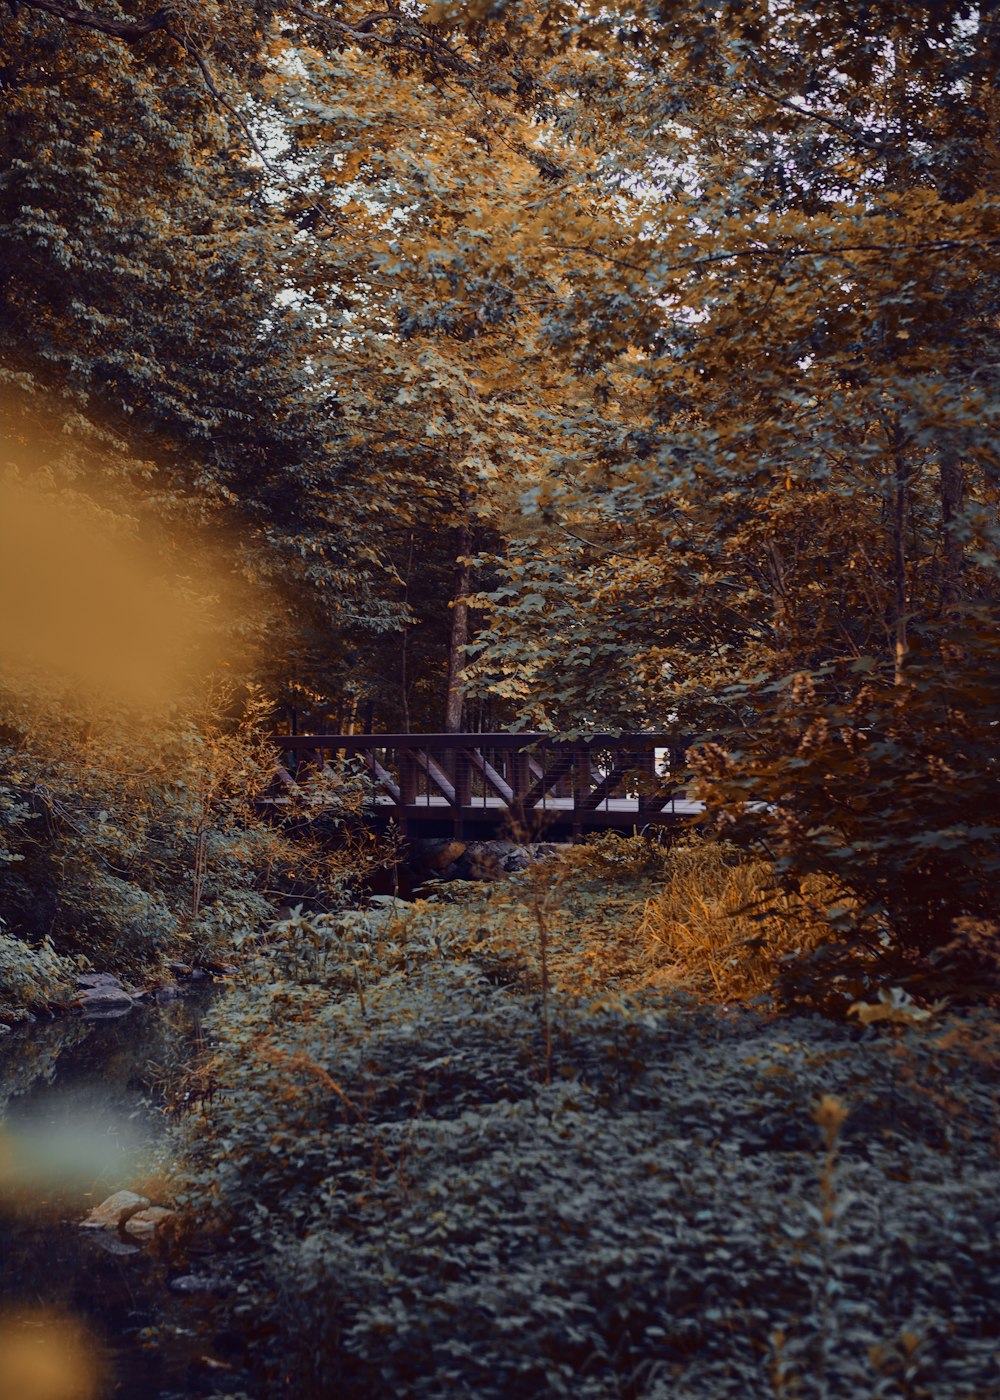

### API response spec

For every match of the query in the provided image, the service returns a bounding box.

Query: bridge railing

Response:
[269,732,696,837]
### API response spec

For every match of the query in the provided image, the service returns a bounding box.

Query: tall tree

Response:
[450,0,1000,942]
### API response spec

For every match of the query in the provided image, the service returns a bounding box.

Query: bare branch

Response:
[181,38,278,174]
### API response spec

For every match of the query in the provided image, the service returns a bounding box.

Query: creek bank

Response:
[0,984,236,1396]
[1,959,232,1029]
[72,964,216,1018]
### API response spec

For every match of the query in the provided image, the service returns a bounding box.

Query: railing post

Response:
[453,748,471,838]
[636,742,659,820]
[398,746,418,835]
[510,748,531,836]
[572,742,587,840]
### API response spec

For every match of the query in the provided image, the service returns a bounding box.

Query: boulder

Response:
[75,972,123,990]
[407,836,570,887]
[123,1206,175,1238]
[77,985,135,1015]
[81,1190,149,1230]
[82,1191,174,1241]
[500,847,532,873]
[458,842,507,880]
[422,839,467,871]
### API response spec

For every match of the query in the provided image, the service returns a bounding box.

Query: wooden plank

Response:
[274,731,685,753]
[522,753,574,810]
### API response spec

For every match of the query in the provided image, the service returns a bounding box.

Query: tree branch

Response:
[15,0,325,204]
[14,0,172,42]
[290,2,476,77]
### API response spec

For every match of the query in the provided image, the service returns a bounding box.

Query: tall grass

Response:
[636,839,845,1001]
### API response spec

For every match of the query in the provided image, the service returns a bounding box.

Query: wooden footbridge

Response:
[270,733,700,839]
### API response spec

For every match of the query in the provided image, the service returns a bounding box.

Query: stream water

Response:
[0,989,228,1399]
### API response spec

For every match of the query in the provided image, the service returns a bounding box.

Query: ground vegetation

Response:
[171,845,1000,1397]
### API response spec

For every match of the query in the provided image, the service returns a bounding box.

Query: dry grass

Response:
[636,839,843,1001]
[416,835,850,1007]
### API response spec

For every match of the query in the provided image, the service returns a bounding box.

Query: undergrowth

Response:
[633,839,858,1005]
[0,689,392,1018]
[167,837,1000,1399]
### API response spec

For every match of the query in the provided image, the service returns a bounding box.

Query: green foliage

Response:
[0,688,384,993]
[174,890,1000,1398]
[0,930,74,1023]
[691,619,1000,953]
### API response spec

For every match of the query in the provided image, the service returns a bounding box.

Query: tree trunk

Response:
[444,495,471,733]
[890,440,910,685]
[939,451,966,613]
[400,532,415,733]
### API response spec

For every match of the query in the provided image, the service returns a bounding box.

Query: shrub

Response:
[691,618,1000,958]
[0,929,74,1023]
[0,688,387,984]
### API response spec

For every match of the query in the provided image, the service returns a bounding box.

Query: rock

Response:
[81,1190,149,1230]
[75,972,123,990]
[88,1234,142,1258]
[168,960,193,976]
[422,839,467,871]
[198,960,238,977]
[531,843,564,860]
[459,842,506,880]
[500,847,532,873]
[124,1206,175,1238]
[407,837,571,888]
[77,985,135,1015]
[170,1274,222,1295]
[154,983,183,1002]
